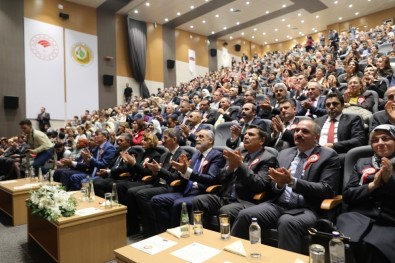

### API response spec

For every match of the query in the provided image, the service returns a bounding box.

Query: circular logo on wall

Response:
[71,42,93,66]
[30,34,59,61]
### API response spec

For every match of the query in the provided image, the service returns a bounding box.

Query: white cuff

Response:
[183,167,193,179]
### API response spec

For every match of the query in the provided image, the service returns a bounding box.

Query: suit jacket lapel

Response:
[304,146,321,180]
[285,148,298,169]
[337,114,346,141]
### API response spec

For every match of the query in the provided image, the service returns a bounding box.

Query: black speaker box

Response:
[4,96,18,109]
[103,74,114,86]
[167,59,175,69]
[59,12,69,19]
[235,44,241,52]
[210,48,217,57]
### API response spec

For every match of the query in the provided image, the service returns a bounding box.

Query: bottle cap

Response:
[252,217,257,222]
[332,231,340,237]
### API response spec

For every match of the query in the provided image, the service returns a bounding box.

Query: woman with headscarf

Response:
[336,124,395,263]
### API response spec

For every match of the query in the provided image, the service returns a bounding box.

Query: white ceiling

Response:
[68,0,395,45]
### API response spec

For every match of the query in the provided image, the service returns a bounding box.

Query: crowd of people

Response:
[1,21,395,262]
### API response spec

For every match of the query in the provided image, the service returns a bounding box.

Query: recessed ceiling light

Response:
[275,38,278,41]
[230,36,233,39]
[211,31,215,34]
[190,25,194,28]
[265,10,269,14]
[134,9,138,14]
[334,1,338,4]
[215,14,219,18]
[298,13,301,16]
[312,28,315,30]
[287,24,291,27]
[190,5,194,9]
[252,36,255,39]
[230,8,234,12]
[145,2,150,7]
[301,20,304,23]
[349,4,353,8]
[241,32,245,35]
[236,22,240,25]
[355,12,359,15]
[282,4,286,8]
[274,28,278,31]
[263,32,266,35]
[223,27,227,30]
[316,15,319,18]
[282,18,285,22]
[253,28,257,31]
[264,42,267,44]
[246,1,250,5]
[177,12,180,16]
[338,17,342,20]
[202,20,206,23]
[165,18,168,22]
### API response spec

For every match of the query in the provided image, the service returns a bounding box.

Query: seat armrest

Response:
[119,172,130,177]
[170,180,181,187]
[253,192,267,201]
[142,175,153,182]
[206,185,222,193]
[320,195,343,210]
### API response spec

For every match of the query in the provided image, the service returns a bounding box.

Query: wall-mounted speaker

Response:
[167,59,175,69]
[235,44,241,52]
[210,48,217,57]
[59,12,70,20]
[4,96,19,109]
[103,74,114,86]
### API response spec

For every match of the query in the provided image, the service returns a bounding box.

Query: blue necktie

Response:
[289,152,307,207]
[91,148,101,177]
[184,154,203,194]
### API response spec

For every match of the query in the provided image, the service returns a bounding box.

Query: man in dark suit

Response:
[226,103,268,149]
[315,93,366,162]
[151,129,226,233]
[370,86,395,132]
[180,111,210,146]
[259,83,289,119]
[125,128,188,237]
[297,81,326,119]
[203,97,238,125]
[69,129,116,190]
[37,107,51,132]
[199,99,216,120]
[232,119,340,254]
[92,133,135,197]
[192,125,278,226]
[229,87,243,107]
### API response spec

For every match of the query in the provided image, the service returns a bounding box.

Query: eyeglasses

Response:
[388,94,395,101]
[325,102,340,107]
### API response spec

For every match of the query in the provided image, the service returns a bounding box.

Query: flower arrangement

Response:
[27,185,78,222]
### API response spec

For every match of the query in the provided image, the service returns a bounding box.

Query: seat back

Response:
[378,42,393,55]
[265,146,279,158]
[180,146,199,159]
[343,145,373,191]
[228,106,240,116]
[201,123,215,133]
[213,122,233,147]
[156,145,169,156]
[256,94,265,102]
[261,118,272,135]
[364,90,379,113]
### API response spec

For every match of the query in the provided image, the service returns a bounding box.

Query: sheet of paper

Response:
[13,183,41,190]
[131,235,178,255]
[166,226,182,239]
[75,207,102,216]
[171,242,221,263]
[0,180,17,184]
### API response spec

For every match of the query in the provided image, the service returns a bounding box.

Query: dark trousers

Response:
[33,148,54,175]
[192,194,255,229]
[151,188,199,234]
[128,184,170,237]
[53,168,81,190]
[231,201,317,254]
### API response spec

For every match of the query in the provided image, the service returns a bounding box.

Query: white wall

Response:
[116,76,164,104]
[175,60,209,84]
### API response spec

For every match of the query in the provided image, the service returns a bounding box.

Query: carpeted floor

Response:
[0,211,144,263]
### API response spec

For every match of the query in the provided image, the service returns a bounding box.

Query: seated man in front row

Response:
[231,119,340,254]
[192,125,278,227]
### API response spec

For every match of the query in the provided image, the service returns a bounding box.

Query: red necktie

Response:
[327,119,336,143]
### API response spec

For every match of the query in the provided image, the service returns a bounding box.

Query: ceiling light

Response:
[215,14,219,18]
[298,13,301,16]
[316,15,319,18]
[264,42,267,44]
[230,36,233,39]
[230,8,234,12]
[349,4,353,8]
[274,28,278,31]
[241,32,245,35]
[301,20,304,23]
[287,24,291,27]
[177,12,180,16]
[253,28,257,31]
[282,18,285,22]
[190,5,194,9]
[202,20,206,23]
[338,17,342,20]
[223,27,227,30]
[275,38,278,41]
[211,31,215,34]
[246,1,250,5]
[190,25,194,29]
[334,1,338,4]
[252,36,255,39]
[282,4,286,8]
[236,22,240,25]
[145,2,150,7]
[355,12,359,15]
[165,18,168,22]
[134,9,138,14]
[266,10,269,14]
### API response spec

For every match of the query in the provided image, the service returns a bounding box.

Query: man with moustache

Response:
[297,81,326,119]
[232,119,340,254]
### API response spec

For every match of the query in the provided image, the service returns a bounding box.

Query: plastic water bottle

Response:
[180,202,190,238]
[249,217,261,258]
[112,183,119,205]
[329,231,345,263]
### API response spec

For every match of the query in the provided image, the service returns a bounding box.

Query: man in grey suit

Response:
[315,93,366,162]
[231,119,340,254]
[370,86,395,132]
